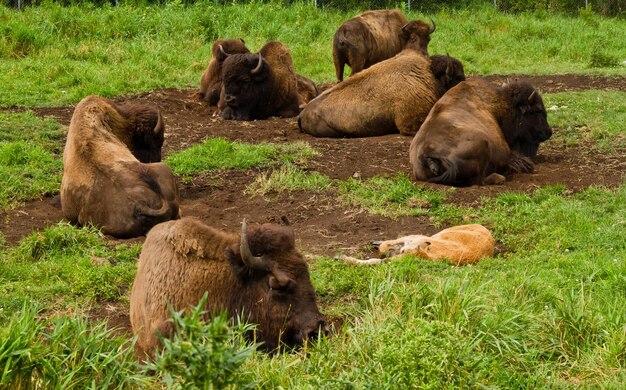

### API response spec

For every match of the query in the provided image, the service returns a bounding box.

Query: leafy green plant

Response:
[141,293,258,389]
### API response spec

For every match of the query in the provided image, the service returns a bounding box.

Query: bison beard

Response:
[60,95,180,238]
[409,78,553,186]
[130,217,326,359]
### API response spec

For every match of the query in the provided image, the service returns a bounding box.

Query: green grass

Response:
[544,91,626,149]
[0,222,140,323]
[0,2,625,388]
[0,112,65,209]
[165,137,318,179]
[1,3,625,107]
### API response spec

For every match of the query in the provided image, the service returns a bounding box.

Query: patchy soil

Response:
[3,74,626,255]
[2,74,625,333]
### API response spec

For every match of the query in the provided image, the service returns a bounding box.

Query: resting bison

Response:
[333,10,435,81]
[298,52,465,138]
[218,41,303,120]
[61,95,180,238]
[409,79,553,186]
[341,224,495,266]
[130,217,326,359]
[296,73,319,106]
[196,38,250,106]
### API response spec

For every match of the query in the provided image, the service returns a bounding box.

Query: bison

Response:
[333,10,435,81]
[298,51,465,138]
[409,78,553,186]
[341,224,495,266]
[196,38,250,106]
[218,41,307,120]
[61,95,180,238]
[130,217,326,359]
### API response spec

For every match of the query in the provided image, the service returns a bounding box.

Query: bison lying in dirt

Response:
[130,217,326,359]
[218,41,310,120]
[409,79,553,186]
[332,9,435,81]
[341,224,495,266]
[60,95,180,238]
[298,52,465,138]
[196,38,250,106]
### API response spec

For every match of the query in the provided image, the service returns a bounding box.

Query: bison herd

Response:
[58,9,553,359]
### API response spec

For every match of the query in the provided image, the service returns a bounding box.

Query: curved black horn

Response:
[218,44,229,58]
[240,219,267,271]
[429,19,436,34]
[528,89,537,102]
[250,53,263,75]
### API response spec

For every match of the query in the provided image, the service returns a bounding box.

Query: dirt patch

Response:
[3,74,626,256]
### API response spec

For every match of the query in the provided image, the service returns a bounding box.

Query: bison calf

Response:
[130,217,326,359]
[298,52,465,138]
[196,38,250,106]
[61,95,180,238]
[409,79,553,186]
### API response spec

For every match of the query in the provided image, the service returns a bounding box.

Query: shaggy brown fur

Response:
[298,51,464,138]
[409,79,553,186]
[296,73,319,106]
[333,9,408,81]
[130,217,326,360]
[218,41,302,120]
[196,38,250,106]
[341,224,495,266]
[61,95,180,238]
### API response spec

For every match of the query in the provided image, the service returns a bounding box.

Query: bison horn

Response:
[219,44,230,58]
[528,89,537,102]
[429,19,436,34]
[250,53,263,75]
[154,110,163,135]
[400,22,409,32]
[240,218,268,271]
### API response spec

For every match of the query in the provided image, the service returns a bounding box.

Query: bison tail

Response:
[425,156,458,185]
[508,151,534,174]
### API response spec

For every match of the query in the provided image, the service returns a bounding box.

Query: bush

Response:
[140,293,258,389]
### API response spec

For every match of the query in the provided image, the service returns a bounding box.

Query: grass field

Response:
[0,2,625,389]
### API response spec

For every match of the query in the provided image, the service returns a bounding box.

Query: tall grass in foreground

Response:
[1,2,625,107]
[0,185,624,387]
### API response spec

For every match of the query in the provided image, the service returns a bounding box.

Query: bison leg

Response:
[333,49,346,82]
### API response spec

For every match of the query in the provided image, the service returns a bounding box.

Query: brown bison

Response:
[409,79,553,186]
[61,95,180,238]
[196,38,250,106]
[298,52,465,138]
[130,217,326,359]
[333,10,435,81]
[218,41,306,120]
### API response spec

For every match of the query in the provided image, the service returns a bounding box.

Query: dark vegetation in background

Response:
[3,0,624,17]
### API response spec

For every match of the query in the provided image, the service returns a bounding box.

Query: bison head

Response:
[116,103,164,163]
[212,38,249,62]
[224,220,326,351]
[501,81,553,159]
[430,54,466,97]
[400,19,436,55]
[220,53,272,121]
